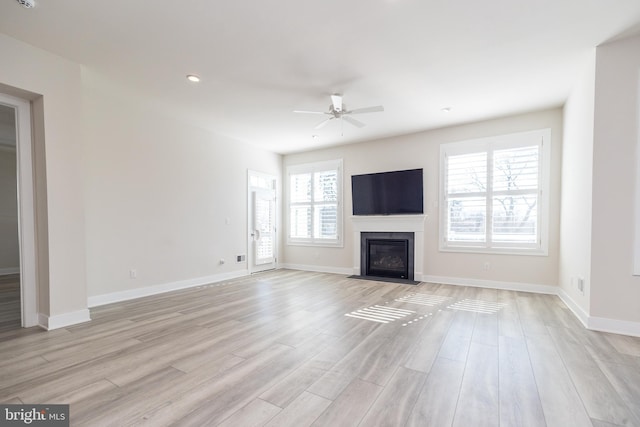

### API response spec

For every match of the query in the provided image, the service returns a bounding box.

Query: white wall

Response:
[0,33,87,324]
[82,69,282,300]
[284,108,562,289]
[0,32,282,325]
[559,51,596,316]
[590,33,640,324]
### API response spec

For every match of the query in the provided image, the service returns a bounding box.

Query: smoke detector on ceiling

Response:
[17,0,35,8]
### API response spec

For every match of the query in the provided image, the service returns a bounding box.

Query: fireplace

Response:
[351,214,425,283]
[360,232,415,281]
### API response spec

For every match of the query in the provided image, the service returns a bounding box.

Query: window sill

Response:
[439,246,548,257]
[287,240,344,248]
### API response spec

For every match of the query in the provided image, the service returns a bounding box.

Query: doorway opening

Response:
[0,93,37,328]
[0,104,20,331]
[248,171,277,274]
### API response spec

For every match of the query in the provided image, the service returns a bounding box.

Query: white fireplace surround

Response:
[351,215,426,279]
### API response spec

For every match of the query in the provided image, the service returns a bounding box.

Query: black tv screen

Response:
[351,168,424,215]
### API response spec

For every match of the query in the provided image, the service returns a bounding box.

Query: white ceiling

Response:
[1,0,639,154]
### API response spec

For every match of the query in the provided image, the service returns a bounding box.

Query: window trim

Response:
[439,129,551,256]
[286,159,344,247]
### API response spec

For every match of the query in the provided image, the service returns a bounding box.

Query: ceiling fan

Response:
[294,94,384,130]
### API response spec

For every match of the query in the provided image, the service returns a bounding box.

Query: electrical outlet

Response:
[483,262,490,271]
[129,269,137,279]
[219,259,225,265]
[577,277,584,294]
[236,255,246,263]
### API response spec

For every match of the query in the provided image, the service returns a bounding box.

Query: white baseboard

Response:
[556,288,590,328]
[555,288,640,337]
[0,267,19,276]
[38,309,91,330]
[88,270,250,308]
[588,316,640,338]
[422,274,558,295]
[279,263,352,276]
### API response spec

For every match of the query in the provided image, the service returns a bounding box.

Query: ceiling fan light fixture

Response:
[294,93,384,131]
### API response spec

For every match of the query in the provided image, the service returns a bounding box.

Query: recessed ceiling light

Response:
[17,0,35,8]
[441,107,452,113]
[186,75,201,83]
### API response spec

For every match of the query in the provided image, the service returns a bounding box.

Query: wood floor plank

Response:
[498,304,525,339]
[548,326,639,426]
[437,310,475,362]
[358,366,426,427]
[259,360,328,408]
[591,419,626,427]
[71,366,187,426]
[306,320,389,399]
[357,318,430,386]
[47,379,119,405]
[592,356,640,424]
[498,336,546,427]
[526,333,592,426]
[264,391,332,427]
[310,378,381,427]
[402,309,455,373]
[605,334,640,357]
[568,325,640,367]
[0,276,20,333]
[73,355,243,426]
[405,357,465,427]
[305,365,357,402]
[517,295,551,337]
[217,398,281,427]
[452,342,500,427]
[159,331,330,427]
[132,343,295,427]
[41,336,142,364]
[472,312,498,346]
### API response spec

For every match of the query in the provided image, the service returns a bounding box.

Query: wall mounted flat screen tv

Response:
[351,168,424,215]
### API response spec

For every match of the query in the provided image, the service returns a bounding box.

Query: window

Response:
[440,129,550,254]
[287,159,343,246]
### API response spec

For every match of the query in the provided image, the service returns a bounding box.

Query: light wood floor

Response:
[1,270,640,426]
[0,274,21,333]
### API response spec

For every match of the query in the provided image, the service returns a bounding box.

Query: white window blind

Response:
[287,160,343,246]
[440,129,550,254]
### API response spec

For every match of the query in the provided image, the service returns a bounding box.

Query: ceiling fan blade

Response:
[343,115,365,128]
[348,105,384,115]
[293,110,328,115]
[314,117,333,129]
[331,94,343,112]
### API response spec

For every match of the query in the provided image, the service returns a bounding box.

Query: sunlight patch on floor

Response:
[395,294,452,307]
[447,299,507,314]
[345,305,415,324]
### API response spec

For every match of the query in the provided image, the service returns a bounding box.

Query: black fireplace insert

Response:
[360,232,415,282]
